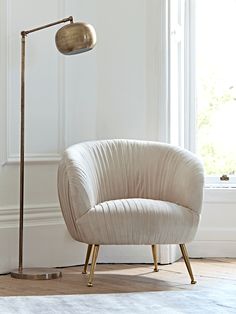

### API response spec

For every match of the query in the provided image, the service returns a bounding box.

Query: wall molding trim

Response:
[2,154,61,166]
[57,0,67,153]
[146,0,170,142]
[2,0,66,166]
[0,203,63,227]
[0,0,9,165]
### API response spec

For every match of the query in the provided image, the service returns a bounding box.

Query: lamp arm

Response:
[21,16,73,36]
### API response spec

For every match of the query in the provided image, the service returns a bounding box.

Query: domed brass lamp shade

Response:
[11,16,96,281]
[55,23,96,55]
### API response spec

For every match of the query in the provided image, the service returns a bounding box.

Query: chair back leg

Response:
[82,244,93,274]
[88,244,100,287]
[151,244,159,272]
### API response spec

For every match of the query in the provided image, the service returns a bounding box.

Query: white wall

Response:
[0,0,235,274]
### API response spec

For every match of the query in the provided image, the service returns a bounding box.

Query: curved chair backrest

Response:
[58,140,204,224]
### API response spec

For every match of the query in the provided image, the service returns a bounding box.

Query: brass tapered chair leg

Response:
[82,244,94,274]
[88,244,100,287]
[179,244,196,284]
[151,244,159,272]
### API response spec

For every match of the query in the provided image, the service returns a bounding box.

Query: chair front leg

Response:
[88,244,100,287]
[82,244,94,274]
[151,244,159,272]
[179,244,196,284]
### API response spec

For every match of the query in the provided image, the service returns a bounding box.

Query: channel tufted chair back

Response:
[58,139,204,286]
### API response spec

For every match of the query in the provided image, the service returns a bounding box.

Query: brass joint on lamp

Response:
[21,31,26,37]
[11,16,96,280]
[68,16,73,23]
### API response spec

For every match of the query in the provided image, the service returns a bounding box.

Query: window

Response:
[169,0,236,187]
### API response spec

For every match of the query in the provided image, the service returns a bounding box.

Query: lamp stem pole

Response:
[18,16,73,272]
[19,33,26,272]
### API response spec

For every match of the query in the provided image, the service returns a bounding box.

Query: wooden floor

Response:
[0,258,235,296]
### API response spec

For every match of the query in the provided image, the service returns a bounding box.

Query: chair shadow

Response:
[60,263,194,295]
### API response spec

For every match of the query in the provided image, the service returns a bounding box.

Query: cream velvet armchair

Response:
[58,139,204,287]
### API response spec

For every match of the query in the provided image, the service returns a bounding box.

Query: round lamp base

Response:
[11,268,62,280]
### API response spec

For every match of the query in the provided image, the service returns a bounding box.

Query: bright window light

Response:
[196,0,236,177]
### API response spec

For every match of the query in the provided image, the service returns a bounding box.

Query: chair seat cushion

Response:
[76,198,200,245]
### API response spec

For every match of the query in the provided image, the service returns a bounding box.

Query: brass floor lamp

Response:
[11,16,96,280]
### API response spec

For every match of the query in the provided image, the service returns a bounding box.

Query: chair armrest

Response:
[161,148,204,214]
